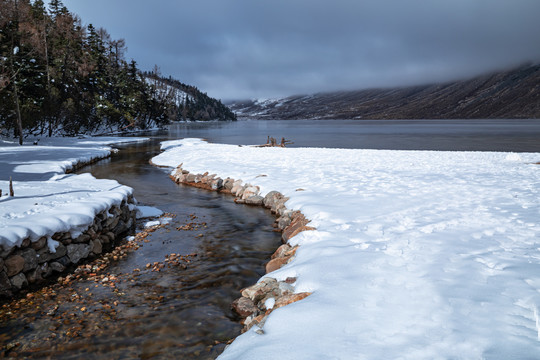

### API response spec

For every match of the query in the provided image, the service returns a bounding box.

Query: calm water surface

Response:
[169,119,540,152]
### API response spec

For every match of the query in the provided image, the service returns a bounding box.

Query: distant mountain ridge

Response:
[228,64,540,120]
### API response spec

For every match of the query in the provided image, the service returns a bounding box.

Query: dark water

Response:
[0,139,281,359]
[169,119,540,152]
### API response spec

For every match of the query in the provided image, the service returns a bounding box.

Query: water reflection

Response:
[166,119,540,152]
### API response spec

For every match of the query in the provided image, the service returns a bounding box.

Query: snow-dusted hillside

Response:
[228,63,540,120]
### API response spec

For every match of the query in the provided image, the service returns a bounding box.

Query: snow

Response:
[136,205,163,219]
[143,220,161,228]
[0,136,148,250]
[152,138,540,359]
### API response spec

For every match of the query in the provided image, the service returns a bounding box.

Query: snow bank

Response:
[0,136,147,250]
[152,138,540,359]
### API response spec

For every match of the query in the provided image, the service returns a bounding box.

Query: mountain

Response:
[228,64,540,120]
[144,73,236,122]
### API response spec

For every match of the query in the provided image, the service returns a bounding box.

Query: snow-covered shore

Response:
[0,136,147,295]
[152,138,540,359]
[0,136,147,249]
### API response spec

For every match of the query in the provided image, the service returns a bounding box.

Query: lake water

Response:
[168,119,540,152]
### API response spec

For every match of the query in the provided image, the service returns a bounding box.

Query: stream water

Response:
[1,119,539,359]
[0,138,282,359]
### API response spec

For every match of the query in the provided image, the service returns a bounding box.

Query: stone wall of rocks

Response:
[171,165,314,333]
[0,196,137,298]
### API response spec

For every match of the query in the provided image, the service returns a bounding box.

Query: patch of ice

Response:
[136,205,163,219]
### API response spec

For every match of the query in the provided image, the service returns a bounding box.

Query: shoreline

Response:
[168,164,313,333]
[150,138,540,359]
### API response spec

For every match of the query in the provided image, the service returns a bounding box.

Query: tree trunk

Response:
[13,76,23,146]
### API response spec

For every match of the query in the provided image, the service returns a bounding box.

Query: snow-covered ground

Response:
[0,136,147,250]
[153,138,540,359]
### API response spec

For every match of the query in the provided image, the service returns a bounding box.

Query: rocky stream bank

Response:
[169,164,314,333]
[0,197,137,298]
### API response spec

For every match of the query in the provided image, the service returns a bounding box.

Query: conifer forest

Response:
[0,0,235,145]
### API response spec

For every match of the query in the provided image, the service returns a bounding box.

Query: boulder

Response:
[263,191,282,209]
[26,267,43,284]
[241,277,280,303]
[67,244,91,264]
[211,178,223,190]
[274,292,311,309]
[10,273,28,289]
[265,257,289,273]
[31,236,47,251]
[223,178,234,190]
[74,234,91,244]
[241,185,260,200]
[232,297,259,318]
[277,214,292,230]
[245,195,264,206]
[5,255,25,277]
[90,239,102,255]
[50,261,65,273]
[37,243,67,264]
[271,244,292,259]
[282,212,315,242]
[21,248,38,272]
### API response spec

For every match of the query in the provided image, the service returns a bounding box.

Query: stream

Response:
[0,137,282,359]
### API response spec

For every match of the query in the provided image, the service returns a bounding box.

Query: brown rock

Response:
[281,212,315,242]
[26,267,43,284]
[5,255,25,277]
[31,236,47,250]
[265,257,289,273]
[241,277,279,303]
[232,297,259,318]
[274,292,311,309]
[263,191,283,209]
[74,234,91,244]
[271,244,292,259]
[245,313,267,330]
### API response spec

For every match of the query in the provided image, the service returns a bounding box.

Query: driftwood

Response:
[256,136,294,148]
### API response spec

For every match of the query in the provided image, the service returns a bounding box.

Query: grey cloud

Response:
[64,0,540,100]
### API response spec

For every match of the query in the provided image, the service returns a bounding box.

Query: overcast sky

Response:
[63,0,540,101]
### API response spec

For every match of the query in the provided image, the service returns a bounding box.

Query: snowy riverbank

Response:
[0,136,147,295]
[152,138,540,359]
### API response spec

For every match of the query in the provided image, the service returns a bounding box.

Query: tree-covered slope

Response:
[0,0,233,145]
